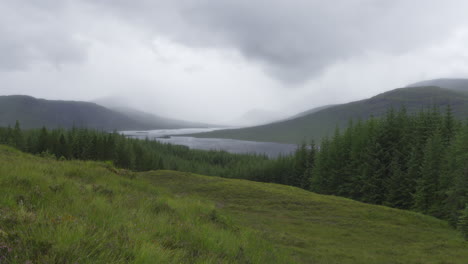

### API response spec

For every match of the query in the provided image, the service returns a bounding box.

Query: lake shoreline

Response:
[120,128,297,158]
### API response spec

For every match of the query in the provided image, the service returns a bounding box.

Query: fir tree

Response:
[458,205,468,241]
[413,129,444,215]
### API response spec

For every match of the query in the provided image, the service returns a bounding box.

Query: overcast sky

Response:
[1,0,468,124]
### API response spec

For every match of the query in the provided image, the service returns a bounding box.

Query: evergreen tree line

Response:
[0,122,311,187]
[1,106,467,237]
[310,106,468,230]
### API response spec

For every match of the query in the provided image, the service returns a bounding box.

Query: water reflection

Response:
[120,129,297,158]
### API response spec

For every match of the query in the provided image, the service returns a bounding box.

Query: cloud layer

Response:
[1,0,468,123]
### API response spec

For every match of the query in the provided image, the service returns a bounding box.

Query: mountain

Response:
[188,86,468,144]
[2,145,467,263]
[93,96,214,129]
[407,78,468,93]
[109,106,213,130]
[0,95,208,130]
[232,108,287,126]
[286,104,336,120]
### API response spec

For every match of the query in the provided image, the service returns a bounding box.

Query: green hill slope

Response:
[0,95,207,130]
[0,145,282,263]
[407,78,468,93]
[189,86,468,143]
[1,145,467,263]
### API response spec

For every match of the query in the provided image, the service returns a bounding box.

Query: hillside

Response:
[1,145,466,263]
[407,78,468,93]
[232,109,287,126]
[0,145,282,263]
[286,104,336,120]
[188,86,468,143]
[0,95,207,130]
[110,106,213,129]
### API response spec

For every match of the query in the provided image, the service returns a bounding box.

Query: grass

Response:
[0,145,283,263]
[1,144,467,263]
[143,171,468,264]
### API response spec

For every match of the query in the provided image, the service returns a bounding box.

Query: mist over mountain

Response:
[231,109,287,126]
[94,96,214,129]
[0,95,212,130]
[407,78,468,92]
[188,83,468,143]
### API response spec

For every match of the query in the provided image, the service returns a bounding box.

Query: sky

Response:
[1,0,468,124]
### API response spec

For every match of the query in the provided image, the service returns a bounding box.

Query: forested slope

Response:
[188,86,468,143]
[2,106,468,246]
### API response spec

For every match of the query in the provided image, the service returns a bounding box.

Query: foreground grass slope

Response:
[1,145,467,263]
[0,145,281,263]
[144,171,468,264]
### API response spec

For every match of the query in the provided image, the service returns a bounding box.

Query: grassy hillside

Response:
[144,171,468,263]
[189,86,468,143]
[0,95,207,130]
[1,145,467,263]
[0,145,282,263]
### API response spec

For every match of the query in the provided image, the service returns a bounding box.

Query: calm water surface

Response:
[120,128,297,158]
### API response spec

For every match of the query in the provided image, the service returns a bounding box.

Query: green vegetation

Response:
[0,122,307,187]
[459,206,468,241]
[0,145,282,263]
[144,171,468,263]
[0,95,207,130]
[2,105,467,229]
[2,85,468,262]
[1,145,467,263]
[189,86,468,143]
[310,106,468,228]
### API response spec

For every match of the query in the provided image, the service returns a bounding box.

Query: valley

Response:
[3,1,468,262]
[1,79,467,263]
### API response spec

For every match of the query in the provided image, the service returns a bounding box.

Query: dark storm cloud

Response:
[0,0,86,71]
[1,0,468,123]
[2,0,468,82]
[88,0,468,83]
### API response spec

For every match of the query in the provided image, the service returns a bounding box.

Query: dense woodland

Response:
[310,106,468,231]
[0,122,298,182]
[1,106,467,237]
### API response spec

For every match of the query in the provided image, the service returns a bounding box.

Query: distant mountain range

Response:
[231,109,287,126]
[0,95,210,130]
[2,78,467,138]
[188,79,468,144]
[407,78,468,93]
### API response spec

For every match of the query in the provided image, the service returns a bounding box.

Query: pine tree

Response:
[310,137,331,194]
[413,129,444,215]
[385,155,413,209]
[458,205,468,241]
[442,105,456,146]
[12,120,24,150]
[360,140,387,204]
[36,127,49,154]
[303,141,316,190]
[443,124,468,225]
[292,143,309,189]
[57,134,69,159]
